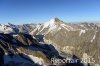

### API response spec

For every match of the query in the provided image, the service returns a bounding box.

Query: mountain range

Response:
[0,18,100,66]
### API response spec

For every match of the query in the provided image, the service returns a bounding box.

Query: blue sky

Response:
[0,0,100,24]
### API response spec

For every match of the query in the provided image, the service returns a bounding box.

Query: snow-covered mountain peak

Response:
[0,24,14,33]
[30,18,64,35]
[50,18,61,23]
[43,18,62,28]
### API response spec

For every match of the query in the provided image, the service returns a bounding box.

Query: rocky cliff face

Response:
[0,33,51,66]
[0,33,79,66]
[43,18,100,66]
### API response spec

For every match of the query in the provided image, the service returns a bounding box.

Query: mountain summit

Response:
[43,18,63,28]
[50,18,62,23]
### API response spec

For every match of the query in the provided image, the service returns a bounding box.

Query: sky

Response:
[0,0,100,24]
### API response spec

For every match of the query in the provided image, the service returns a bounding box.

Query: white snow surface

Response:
[0,24,14,33]
[91,31,97,42]
[38,18,58,34]
[28,55,44,65]
[43,18,74,33]
[79,30,86,36]
[43,18,57,31]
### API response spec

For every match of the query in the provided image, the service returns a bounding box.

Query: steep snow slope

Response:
[31,18,76,35]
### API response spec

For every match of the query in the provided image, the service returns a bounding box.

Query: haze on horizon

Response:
[0,0,100,24]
